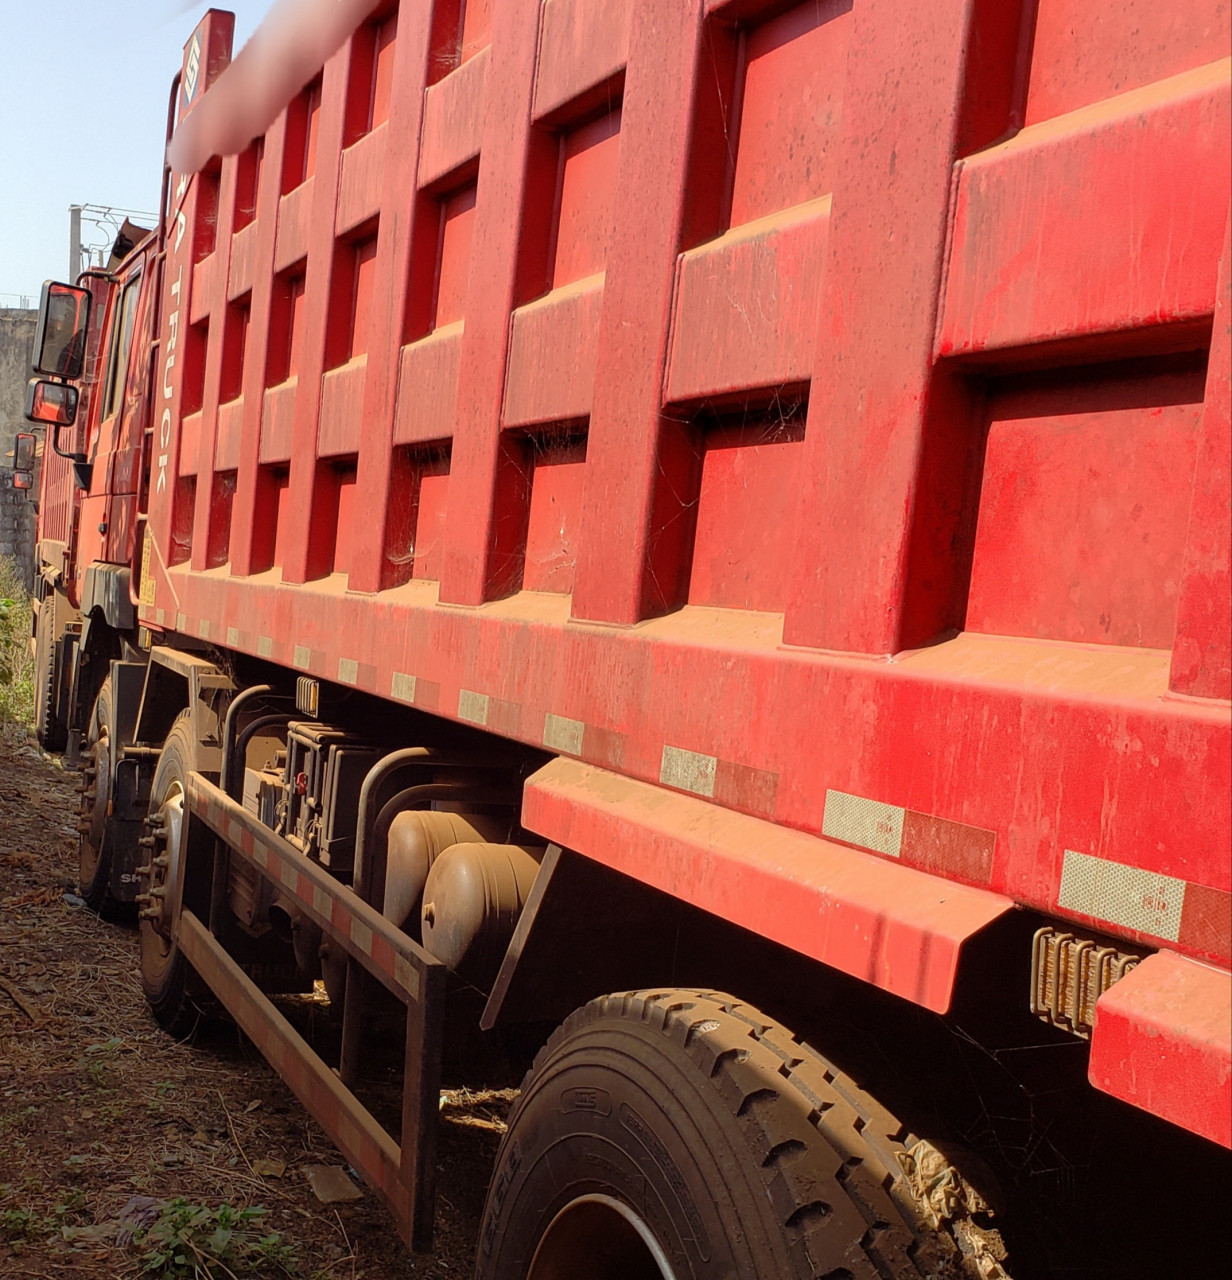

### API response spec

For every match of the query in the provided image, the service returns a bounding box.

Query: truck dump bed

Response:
[137,1,1228,979]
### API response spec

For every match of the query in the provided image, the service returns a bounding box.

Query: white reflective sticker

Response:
[183,32,202,103]
[337,657,358,685]
[293,645,311,670]
[394,953,419,1000]
[543,713,584,755]
[1058,850,1186,942]
[226,626,239,647]
[350,919,373,957]
[822,790,905,858]
[660,745,717,798]
[257,636,273,658]
[199,618,210,638]
[458,689,489,725]
[391,671,417,703]
[312,885,332,920]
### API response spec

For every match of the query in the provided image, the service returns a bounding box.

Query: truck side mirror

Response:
[10,434,36,493]
[14,432,36,470]
[24,378,79,428]
[31,280,92,381]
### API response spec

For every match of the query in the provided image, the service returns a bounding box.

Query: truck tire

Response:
[33,592,66,752]
[139,711,211,1037]
[78,676,122,914]
[476,990,1000,1280]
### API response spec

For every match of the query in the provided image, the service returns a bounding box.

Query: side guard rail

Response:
[182,772,445,1249]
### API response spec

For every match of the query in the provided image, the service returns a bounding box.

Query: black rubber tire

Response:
[33,592,66,752]
[476,990,982,1280]
[79,676,120,914]
[141,711,212,1038]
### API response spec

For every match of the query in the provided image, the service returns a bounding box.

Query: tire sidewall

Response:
[78,677,114,906]
[140,715,196,1024]
[33,592,65,751]
[477,1010,791,1280]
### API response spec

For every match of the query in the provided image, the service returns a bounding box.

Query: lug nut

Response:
[139,906,161,921]
[137,834,156,848]
[153,853,170,869]
[135,893,152,906]
[135,863,152,878]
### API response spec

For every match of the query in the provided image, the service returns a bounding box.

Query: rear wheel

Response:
[139,712,211,1037]
[476,989,1006,1280]
[33,591,66,752]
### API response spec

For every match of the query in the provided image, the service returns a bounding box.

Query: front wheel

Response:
[32,591,66,752]
[476,990,1005,1280]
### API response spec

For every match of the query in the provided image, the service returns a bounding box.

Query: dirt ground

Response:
[0,727,507,1279]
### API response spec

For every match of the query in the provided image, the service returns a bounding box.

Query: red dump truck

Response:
[18,1,1231,1275]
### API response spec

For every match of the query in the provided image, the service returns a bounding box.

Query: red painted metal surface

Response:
[1088,949,1232,1148]
[60,0,1225,1137]
[522,756,1014,1014]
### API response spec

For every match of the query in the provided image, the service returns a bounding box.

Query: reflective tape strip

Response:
[458,689,489,725]
[186,784,423,1000]
[176,612,188,632]
[391,672,417,703]
[199,618,210,638]
[1058,850,1186,943]
[338,657,359,685]
[293,645,311,670]
[660,745,717,798]
[226,626,239,647]
[823,790,904,858]
[394,953,420,1001]
[257,636,273,658]
[544,713,584,755]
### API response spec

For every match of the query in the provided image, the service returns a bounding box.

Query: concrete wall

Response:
[1,308,39,587]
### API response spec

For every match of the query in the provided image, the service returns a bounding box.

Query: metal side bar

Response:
[180,773,446,1249]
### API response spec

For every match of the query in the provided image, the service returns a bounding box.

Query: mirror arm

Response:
[76,267,115,289]
[50,420,86,465]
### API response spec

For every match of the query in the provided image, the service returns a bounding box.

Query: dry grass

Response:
[0,556,34,735]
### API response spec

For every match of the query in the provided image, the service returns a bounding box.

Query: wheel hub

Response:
[78,728,111,853]
[136,783,182,936]
[528,1195,677,1280]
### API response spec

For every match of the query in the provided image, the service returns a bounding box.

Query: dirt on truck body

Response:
[11,0,1232,1277]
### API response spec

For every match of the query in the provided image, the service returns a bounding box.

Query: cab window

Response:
[101,274,142,420]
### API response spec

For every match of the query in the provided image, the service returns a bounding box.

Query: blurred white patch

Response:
[168,0,381,173]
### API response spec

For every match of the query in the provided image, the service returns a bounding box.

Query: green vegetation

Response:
[0,555,34,729]
[137,1199,300,1279]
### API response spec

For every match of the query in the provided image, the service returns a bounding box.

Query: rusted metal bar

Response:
[177,910,415,1239]
[402,968,445,1249]
[182,772,446,1247]
[185,772,441,1004]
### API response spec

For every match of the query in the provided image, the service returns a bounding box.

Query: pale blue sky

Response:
[0,1,271,305]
